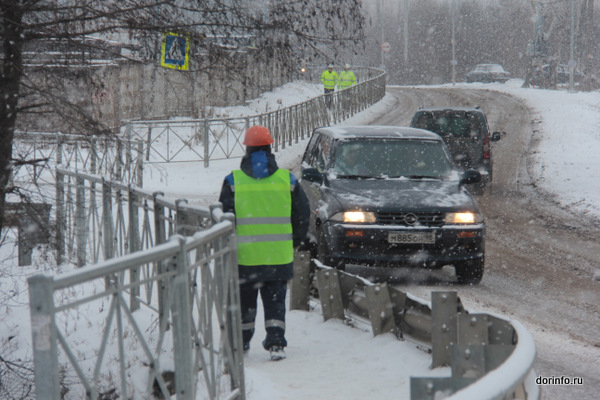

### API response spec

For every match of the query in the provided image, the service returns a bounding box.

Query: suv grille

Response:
[377,211,445,227]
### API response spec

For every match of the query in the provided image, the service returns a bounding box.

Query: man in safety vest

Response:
[219,125,310,361]
[338,64,357,115]
[338,64,357,89]
[320,63,338,108]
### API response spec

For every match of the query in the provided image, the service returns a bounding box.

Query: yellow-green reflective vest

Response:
[232,169,293,266]
[321,70,338,90]
[338,70,356,89]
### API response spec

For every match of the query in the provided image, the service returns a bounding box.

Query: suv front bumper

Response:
[323,222,485,268]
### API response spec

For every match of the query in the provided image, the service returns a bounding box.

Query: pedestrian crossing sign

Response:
[161,32,189,71]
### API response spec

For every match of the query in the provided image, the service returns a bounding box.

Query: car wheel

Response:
[470,182,486,196]
[454,259,484,284]
[316,228,346,271]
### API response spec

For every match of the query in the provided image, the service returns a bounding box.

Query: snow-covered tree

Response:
[0,0,365,233]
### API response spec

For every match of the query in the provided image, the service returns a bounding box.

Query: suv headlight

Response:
[331,211,376,223]
[445,212,482,224]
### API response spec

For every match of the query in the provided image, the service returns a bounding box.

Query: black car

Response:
[466,63,510,83]
[409,106,502,194]
[300,126,486,284]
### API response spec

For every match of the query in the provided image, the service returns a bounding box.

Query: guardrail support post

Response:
[28,275,60,400]
[315,269,345,321]
[365,283,397,336]
[289,251,311,311]
[431,291,458,367]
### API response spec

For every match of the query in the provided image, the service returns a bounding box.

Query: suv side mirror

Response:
[460,169,481,185]
[301,168,324,184]
[491,131,503,141]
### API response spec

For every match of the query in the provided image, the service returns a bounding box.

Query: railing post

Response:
[128,185,140,311]
[224,222,245,398]
[102,178,115,260]
[56,169,65,265]
[116,139,123,182]
[102,178,116,289]
[90,136,97,175]
[175,199,189,236]
[170,235,195,400]
[75,175,87,267]
[153,192,166,245]
[153,191,168,325]
[203,119,210,168]
[28,275,60,400]
[136,139,144,187]
[56,132,63,166]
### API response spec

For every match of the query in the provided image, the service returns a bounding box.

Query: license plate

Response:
[388,231,435,244]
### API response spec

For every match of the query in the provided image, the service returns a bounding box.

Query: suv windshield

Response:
[332,139,454,179]
[412,112,481,140]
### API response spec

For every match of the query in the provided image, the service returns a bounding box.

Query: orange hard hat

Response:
[243,125,274,146]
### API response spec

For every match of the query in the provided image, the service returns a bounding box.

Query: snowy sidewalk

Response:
[241,296,448,400]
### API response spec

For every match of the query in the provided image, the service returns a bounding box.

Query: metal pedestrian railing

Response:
[14,131,144,187]
[13,68,385,186]
[54,167,204,269]
[30,168,244,400]
[124,67,386,167]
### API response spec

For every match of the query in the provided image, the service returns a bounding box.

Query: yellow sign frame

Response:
[160,32,190,71]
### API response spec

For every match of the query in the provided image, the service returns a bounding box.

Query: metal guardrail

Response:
[290,258,540,400]
[30,168,245,399]
[124,67,386,167]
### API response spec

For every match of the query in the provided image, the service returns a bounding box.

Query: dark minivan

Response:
[300,126,486,284]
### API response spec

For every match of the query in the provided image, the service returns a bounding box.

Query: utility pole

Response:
[569,0,576,92]
[451,0,457,85]
[403,0,408,64]
[380,0,385,69]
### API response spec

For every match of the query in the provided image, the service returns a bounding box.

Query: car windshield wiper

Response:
[402,175,443,180]
[336,174,376,179]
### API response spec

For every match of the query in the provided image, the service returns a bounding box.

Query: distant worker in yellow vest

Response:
[338,64,357,89]
[218,125,310,361]
[320,63,338,108]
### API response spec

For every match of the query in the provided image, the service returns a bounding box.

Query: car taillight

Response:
[483,134,491,159]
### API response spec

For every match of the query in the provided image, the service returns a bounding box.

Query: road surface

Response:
[351,86,600,400]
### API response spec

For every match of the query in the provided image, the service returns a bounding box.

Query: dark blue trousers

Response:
[239,280,288,350]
